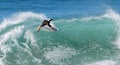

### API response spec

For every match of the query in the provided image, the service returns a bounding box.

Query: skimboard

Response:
[37,26,58,32]
[51,27,58,31]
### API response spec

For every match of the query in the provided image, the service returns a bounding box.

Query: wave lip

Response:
[105,9,120,49]
[0,12,48,32]
[0,25,24,44]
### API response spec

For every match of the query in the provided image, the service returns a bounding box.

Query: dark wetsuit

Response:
[41,20,52,27]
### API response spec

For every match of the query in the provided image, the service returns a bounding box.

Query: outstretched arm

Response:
[48,19,53,22]
[37,26,42,32]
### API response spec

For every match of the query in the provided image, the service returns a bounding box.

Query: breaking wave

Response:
[0,9,120,65]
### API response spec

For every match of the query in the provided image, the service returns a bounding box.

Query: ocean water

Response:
[0,0,120,65]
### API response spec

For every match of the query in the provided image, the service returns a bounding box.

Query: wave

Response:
[56,8,120,48]
[0,8,120,65]
[0,12,48,65]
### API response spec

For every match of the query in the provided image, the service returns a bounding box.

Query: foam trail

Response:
[0,25,24,65]
[0,12,48,32]
[5,30,42,65]
[0,25,24,56]
[0,58,5,65]
[24,30,39,50]
[24,30,42,64]
[86,60,116,65]
[24,30,36,44]
[12,39,42,65]
[44,45,77,65]
[0,25,24,44]
[0,25,24,54]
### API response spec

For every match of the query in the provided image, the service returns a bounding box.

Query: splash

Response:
[0,12,48,32]
[103,9,120,49]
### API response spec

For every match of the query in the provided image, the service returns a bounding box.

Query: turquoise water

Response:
[1,0,120,65]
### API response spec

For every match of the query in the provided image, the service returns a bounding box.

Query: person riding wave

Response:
[37,19,54,32]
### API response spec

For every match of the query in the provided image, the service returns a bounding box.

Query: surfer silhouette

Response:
[37,19,54,32]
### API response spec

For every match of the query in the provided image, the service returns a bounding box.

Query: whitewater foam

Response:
[24,30,36,44]
[9,36,42,65]
[0,58,5,65]
[0,25,25,65]
[103,9,120,49]
[0,12,47,65]
[0,25,24,44]
[0,12,48,32]
[44,45,77,65]
[24,30,39,50]
[86,60,116,65]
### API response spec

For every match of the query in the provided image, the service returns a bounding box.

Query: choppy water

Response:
[1,0,120,65]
